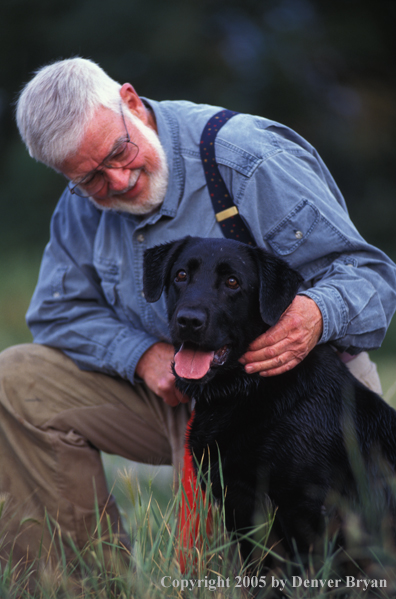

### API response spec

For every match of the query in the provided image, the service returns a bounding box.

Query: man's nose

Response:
[104,167,132,192]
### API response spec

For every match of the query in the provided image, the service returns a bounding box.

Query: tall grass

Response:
[2,462,396,599]
[0,467,244,599]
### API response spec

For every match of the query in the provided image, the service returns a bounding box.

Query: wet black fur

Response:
[143,236,396,566]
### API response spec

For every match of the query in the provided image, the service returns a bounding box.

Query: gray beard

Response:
[89,112,169,216]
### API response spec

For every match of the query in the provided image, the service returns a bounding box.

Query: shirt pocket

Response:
[266,199,320,256]
[265,198,356,279]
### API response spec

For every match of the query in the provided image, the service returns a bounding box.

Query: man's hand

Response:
[136,342,188,406]
[239,295,323,377]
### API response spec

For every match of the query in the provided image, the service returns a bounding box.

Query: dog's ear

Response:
[143,237,190,302]
[251,248,303,326]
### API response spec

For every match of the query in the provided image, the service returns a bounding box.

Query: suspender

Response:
[200,109,256,246]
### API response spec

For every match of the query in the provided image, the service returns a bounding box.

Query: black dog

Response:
[143,236,396,567]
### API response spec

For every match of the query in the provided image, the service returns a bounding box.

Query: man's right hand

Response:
[136,342,188,406]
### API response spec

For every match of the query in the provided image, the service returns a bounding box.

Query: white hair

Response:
[16,57,122,168]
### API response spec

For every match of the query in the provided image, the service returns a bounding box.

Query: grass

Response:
[0,466,258,599]
[2,461,396,598]
[1,251,396,596]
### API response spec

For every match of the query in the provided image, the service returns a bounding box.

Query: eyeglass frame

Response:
[67,101,139,197]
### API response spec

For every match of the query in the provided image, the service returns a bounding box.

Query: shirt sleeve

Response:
[299,248,396,353]
[233,121,396,354]
[26,191,158,382]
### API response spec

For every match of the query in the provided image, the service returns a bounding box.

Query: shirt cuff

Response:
[298,287,348,344]
[106,327,160,384]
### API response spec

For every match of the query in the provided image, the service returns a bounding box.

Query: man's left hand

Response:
[239,295,323,377]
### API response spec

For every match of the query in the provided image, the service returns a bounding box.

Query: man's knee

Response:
[0,343,74,427]
[0,343,31,370]
[0,344,40,407]
[0,343,54,380]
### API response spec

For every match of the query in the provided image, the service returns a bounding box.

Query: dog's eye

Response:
[226,276,239,289]
[175,270,187,283]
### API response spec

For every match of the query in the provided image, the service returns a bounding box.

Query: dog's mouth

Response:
[174,342,230,380]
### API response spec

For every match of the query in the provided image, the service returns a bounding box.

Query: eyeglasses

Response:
[68,103,139,198]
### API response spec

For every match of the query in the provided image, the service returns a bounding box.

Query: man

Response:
[1,57,395,571]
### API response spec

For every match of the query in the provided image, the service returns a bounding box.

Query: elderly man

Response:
[1,57,395,570]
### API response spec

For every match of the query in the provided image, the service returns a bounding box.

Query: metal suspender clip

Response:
[215,206,239,222]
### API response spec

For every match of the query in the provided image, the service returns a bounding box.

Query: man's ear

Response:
[251,248,303,326]
[120,83,147,121]
[143,237,190,303]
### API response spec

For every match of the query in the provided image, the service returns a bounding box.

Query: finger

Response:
[241,345,280,367]
[244,347,304,374]
[244,355,283,374]
[241,334,299,367]
[163,392,189,406]
[246,325,288,353]
[160,381,189,406]
[156,376,177,402]
[162,394,181,407]
[259,358,302,377]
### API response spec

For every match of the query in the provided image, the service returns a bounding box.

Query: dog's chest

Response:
[188,383,343,507]
[190,402,264,495]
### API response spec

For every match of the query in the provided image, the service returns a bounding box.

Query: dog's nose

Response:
[176,307,207,333]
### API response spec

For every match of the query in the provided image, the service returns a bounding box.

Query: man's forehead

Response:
[84,105,121,137]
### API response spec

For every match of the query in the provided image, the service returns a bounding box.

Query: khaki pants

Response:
[0,343,190,571]
[0,344,382,571]
[345,351,383,395]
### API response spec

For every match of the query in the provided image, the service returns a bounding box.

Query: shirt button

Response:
[53,292,60,298]
[294,230,303,239]
[137,234,145,243]
[141,291,145,298]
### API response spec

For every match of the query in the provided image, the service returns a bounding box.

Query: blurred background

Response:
[1,0,395,397]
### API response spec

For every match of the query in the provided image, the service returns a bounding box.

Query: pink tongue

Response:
[174,346,215,379]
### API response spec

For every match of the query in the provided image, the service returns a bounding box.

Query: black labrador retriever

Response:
[143,236,396,568]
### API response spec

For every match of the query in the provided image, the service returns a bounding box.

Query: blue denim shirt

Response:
[26,99,396,383]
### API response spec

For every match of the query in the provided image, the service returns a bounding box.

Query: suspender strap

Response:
[200,109,256,246]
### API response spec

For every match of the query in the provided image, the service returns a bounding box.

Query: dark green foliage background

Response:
[1,0,396,352]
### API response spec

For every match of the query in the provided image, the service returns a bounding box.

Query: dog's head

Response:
[143,237,302,383]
